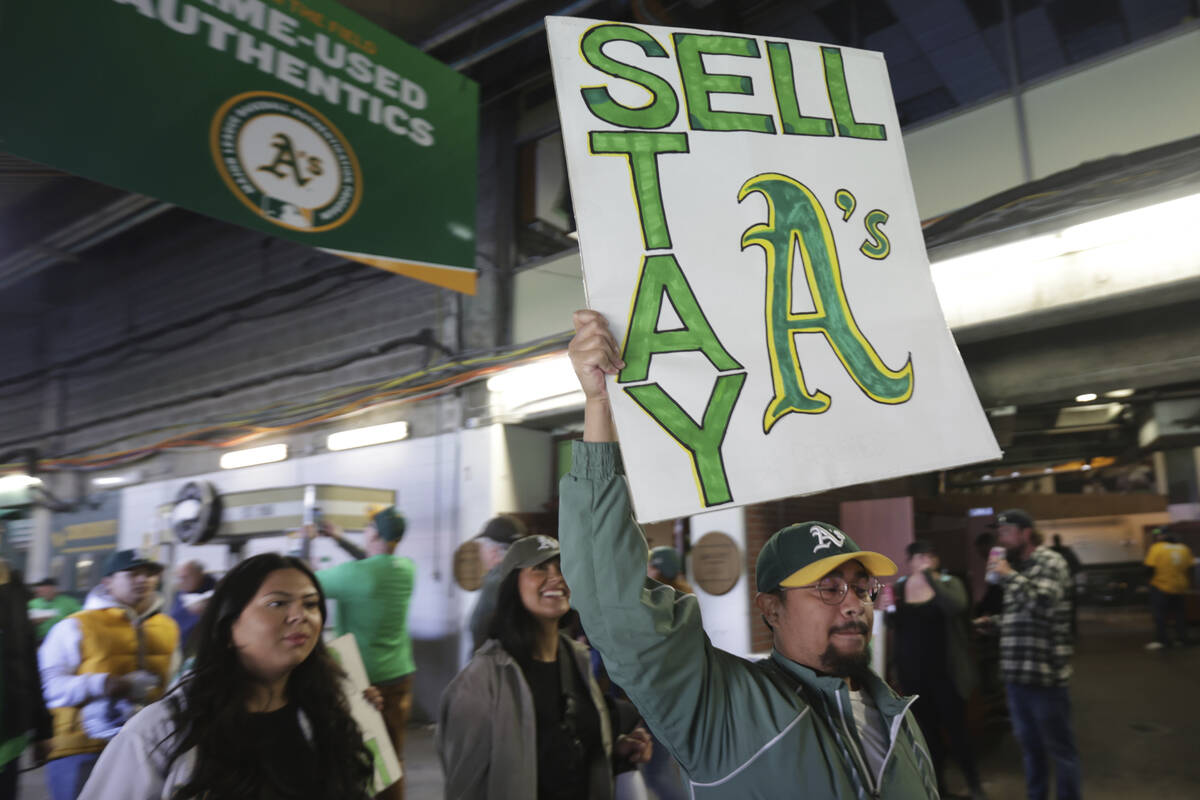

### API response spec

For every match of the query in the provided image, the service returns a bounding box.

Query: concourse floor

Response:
[17,607,1198,799]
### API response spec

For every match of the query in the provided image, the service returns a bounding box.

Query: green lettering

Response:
[619,253,742,383]
[674,33,775,134]
[364,737,394,788]
[739,173,912,433]
[767,42,834,137]
[834,188,856,221]
[580,24,679,129]
[821,47,886,140]
[589,132,689,250]
[625,373,747,507]
[860,210,890,259]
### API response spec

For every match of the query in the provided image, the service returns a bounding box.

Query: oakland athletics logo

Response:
[210,92,362,233]
[810,525,846,553]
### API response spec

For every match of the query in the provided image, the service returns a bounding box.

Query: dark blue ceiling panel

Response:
[889,0,1008,104]
[1046,0,1129,63]
[866,26,944,102]
[1011,7,1070,81]
[1120,0,1191,40]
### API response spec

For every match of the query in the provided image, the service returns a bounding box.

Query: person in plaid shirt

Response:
[989,509,1080,800]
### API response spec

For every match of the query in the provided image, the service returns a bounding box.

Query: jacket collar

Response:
[769,650,910,721]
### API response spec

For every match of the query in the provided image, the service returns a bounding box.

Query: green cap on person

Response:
[755,522,896,593]
[372,506,407,542]
[103,549,164,577]
[497,535,560,581]
[648,546,682,580]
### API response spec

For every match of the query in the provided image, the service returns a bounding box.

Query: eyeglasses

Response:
[783,576,883,605]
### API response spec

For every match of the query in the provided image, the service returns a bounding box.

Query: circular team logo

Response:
[210,92,362,233]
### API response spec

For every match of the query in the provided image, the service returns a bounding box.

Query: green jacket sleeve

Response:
[928,571,968,615]
[559,441,771,781]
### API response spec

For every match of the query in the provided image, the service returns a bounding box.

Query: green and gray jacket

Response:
[560,441,939,799]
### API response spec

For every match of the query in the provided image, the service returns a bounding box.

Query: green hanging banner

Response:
[0,0,480,293]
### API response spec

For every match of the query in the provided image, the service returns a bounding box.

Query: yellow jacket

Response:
[40,592,178,760]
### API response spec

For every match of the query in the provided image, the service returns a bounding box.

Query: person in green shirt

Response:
[28,578,82,642]
[314,507,416,800]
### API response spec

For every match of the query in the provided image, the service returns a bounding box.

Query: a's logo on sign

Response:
[810,525,845,553]
[210,92,362,233]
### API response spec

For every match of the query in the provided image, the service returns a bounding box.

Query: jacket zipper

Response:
[833,691,877,796]
[876,695,921,789]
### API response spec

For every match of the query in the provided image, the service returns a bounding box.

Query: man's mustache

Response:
[830,621,870,636]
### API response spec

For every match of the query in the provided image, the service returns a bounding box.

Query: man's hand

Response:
[305,520,344,540]
[614,726,653,765]
[988,554,1014,579]
[568,310,624,402]
[363,685,384,712]
[104,674,132,699]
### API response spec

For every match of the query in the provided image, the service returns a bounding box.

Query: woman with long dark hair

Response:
[438,535,652,799]
[79,553,374,799]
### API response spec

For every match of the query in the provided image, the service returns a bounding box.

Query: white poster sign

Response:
[547,17,1000,522]
[327,634,402,794]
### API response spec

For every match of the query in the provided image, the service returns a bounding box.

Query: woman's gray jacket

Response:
[437,636,614,799]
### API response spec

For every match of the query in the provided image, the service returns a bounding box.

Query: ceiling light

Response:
[1104,388,1135,398]
[930,192,1200,331]
[0,474,41,490]
[91,470,142,488]
[1075,393,1097,403]
[1081,463,1091,471]
[327,421,410,451]
[219,443,288,470]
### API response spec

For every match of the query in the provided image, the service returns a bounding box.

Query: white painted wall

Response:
[1041,512,1169,563]
[687,506,751,657]
[119,433,463,639]
[512,249,584,343]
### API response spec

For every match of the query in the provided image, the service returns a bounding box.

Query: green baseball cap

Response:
[648,546,682,580]
[371,506,407,542]
[103,549,164,577]
[497,535,560,581]
[755,522,896,592]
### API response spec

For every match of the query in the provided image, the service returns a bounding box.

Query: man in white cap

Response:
[558,310,938,798]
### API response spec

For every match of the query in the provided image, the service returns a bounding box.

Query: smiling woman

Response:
[437,535,653,800]
[76,554,374,800]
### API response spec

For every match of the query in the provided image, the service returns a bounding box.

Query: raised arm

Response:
[559,310,757,778]
[929,571,968,615]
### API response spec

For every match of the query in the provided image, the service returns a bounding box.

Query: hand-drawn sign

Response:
[547,17,1000,522]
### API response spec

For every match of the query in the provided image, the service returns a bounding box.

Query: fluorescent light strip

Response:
[327,421,410,451]
[0,474,41,490]
[931,192,1200,330]
[92,476,127,487]
[219,443,288,470]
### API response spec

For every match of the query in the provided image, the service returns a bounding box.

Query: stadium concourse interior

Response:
[3,1,1200,799]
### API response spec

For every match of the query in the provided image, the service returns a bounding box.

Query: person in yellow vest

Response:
[37,550,179,800]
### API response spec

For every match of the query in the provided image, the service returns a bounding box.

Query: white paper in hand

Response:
[327,634,402,793]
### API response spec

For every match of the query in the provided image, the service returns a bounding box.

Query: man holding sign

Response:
[560,310,938,799]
